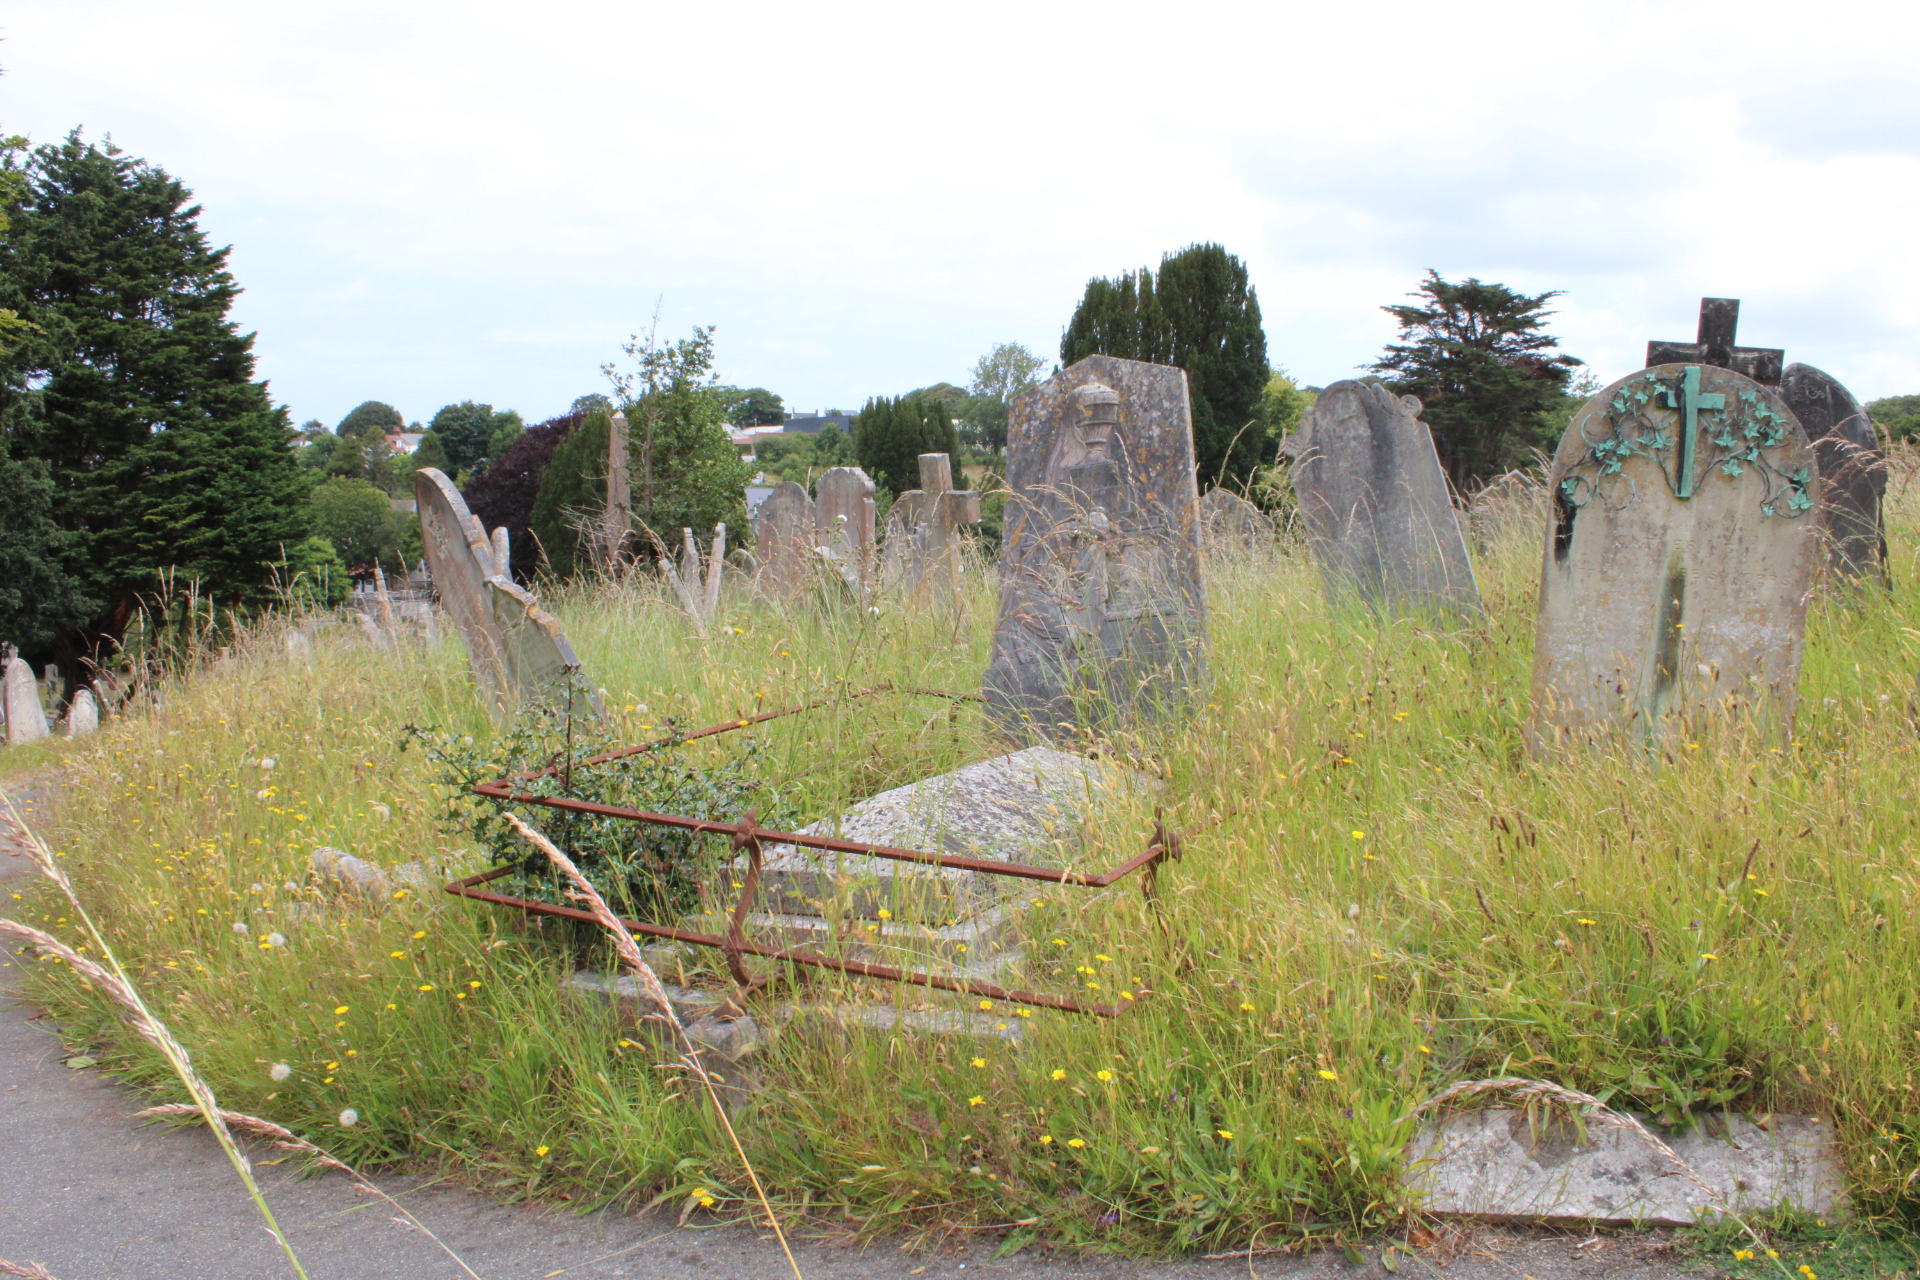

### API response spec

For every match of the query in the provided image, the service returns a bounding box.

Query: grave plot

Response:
[444,684,1181,1017]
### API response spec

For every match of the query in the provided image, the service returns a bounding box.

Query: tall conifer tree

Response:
[0,131,308,655]
[1061,242,1267,487]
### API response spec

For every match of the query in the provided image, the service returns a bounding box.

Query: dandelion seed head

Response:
[268,1062,291,1082]
[338,1108,358,1126]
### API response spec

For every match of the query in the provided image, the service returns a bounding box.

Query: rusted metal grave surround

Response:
[445,683,1180,1016]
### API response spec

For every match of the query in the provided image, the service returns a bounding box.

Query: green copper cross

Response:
[1658,365,1726,498]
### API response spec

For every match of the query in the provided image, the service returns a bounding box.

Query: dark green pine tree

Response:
[1061,242,1267,487]
[853,393,962,497]
[1370,270,1583,489]
[0,131,309,654]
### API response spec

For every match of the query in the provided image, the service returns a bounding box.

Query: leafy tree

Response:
[853,393,962,496]
[464,412,581,580]
[1253,369,1311,460]
[605,324,751,555]
[0,130,309,658]
[718,386,786,427]
[276,535,349,608]
[529,410,610,578]
[570,393,612,416]
[1062,243,1268,487]
[428,401,502,476]
[337,400,403,442]
[0,437,91,649]
[486,411,524,463]
[410,429,450,474]
[1369,270,1583,488]
[965,341,1044,452]
[308,476,410,575]
[1868,394,1920,444]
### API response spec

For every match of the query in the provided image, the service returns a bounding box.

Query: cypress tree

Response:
[0,131,308,656]
[1061,242,1267,488]
[854,393,963,496]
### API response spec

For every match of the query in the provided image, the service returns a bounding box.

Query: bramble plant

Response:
[403,696,796,923]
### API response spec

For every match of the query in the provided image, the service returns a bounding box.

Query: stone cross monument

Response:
[881,454,981,596]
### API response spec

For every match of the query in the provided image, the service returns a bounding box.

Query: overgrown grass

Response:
[19,461,1920,1255]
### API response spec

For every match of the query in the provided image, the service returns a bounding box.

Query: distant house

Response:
[782,411,854,435]
[386,432,425,455]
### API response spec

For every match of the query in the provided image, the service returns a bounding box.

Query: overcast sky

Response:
[9,0,1919,429]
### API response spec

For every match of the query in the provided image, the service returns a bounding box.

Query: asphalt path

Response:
[0,775,1710,1280]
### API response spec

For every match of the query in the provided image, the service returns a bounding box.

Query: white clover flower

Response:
[266,932,286,948]
[338,1108,358,1127]
[232,922,250,934]
[269,1062,291,1082]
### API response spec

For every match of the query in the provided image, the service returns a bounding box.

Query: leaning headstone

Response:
[753,481,816,596]
[65,688,98,738]
[1198,486,1276,557]
[4,657,49,745]
[983,356,1208,741]
[489,578,592,714]
[1530,363,1822,746]
[416,467,508,702]
[1781,362,1887,583]
[882,454,981,597]
[815,467,877,590]
[1283,380,1480,615]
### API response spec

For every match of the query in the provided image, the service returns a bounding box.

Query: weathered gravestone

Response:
[1781,362,1887,583]
[881,454,981,597]
[1283,380,1481,615]
[1646,296,1785,386]
[65,688,99,738]
[1198,486,1276,558]
[3,657,49,745]
[983,356,1207,742]
[753,481,815,597]
[1529,363,1823,746]
[417,467,507,701]
[815,466,877,591]
[417,466,590,714]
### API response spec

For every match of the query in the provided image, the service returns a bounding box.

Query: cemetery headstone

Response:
[488,578,592,713]
[1781,362,1887,583]
[490,526,512,579]
[753,481,816,596]
[815,466,877,590]
[1529,363,1823,746]
[1198,486,1276,557]
[65,688,98,738]
[4,657,49,745]
[1283,380,1481,615]
[416,467,508,703]
[983,355,1208,741]
[882,454,982,598]
[1646,296,1785,386]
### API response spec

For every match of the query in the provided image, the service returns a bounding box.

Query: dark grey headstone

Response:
[1781,362,1887,583]
[983,355,1207,741]
[1284,380,1480,616]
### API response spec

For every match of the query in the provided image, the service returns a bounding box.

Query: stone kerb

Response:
[983,355,1208,743]
[1780,362,1887,584]
[1528,364,1823,747]
[1284,379,1481,617]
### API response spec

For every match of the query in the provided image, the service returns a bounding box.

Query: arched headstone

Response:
[753,481,815,596]
[1530,364,1823,746]
[416,468,508,702]
[1780,362,1887,584]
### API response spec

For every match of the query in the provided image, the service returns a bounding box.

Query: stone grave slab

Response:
[1404,1109,1844,1225]
[881,454,981,596]
[488,577,592,713]
[983,356,1208,741]
[1530,364,1823,746]
[753,480,815,596]
[416,467,508,702]
[1284,380,1480,616]
[65,688,98,738]
[1198,486,1276,557]
[815,466,877,590]
[1781,362,1887,583]
[4,657,49,745]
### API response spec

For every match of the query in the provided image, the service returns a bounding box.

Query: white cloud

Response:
[8,0,1920,427]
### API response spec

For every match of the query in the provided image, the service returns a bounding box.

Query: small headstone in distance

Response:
[65,688,98,738]
[4,658,50,745]
[1780,362,1887,583]
[1283,380,1480,616]
[983,356,1208,741]
[753,481,816,596]
[1530,363,1822,746]
[882,454,982,597]
[815,466,877,589]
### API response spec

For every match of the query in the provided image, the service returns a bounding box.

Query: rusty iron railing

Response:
[444,683,1179,1016]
